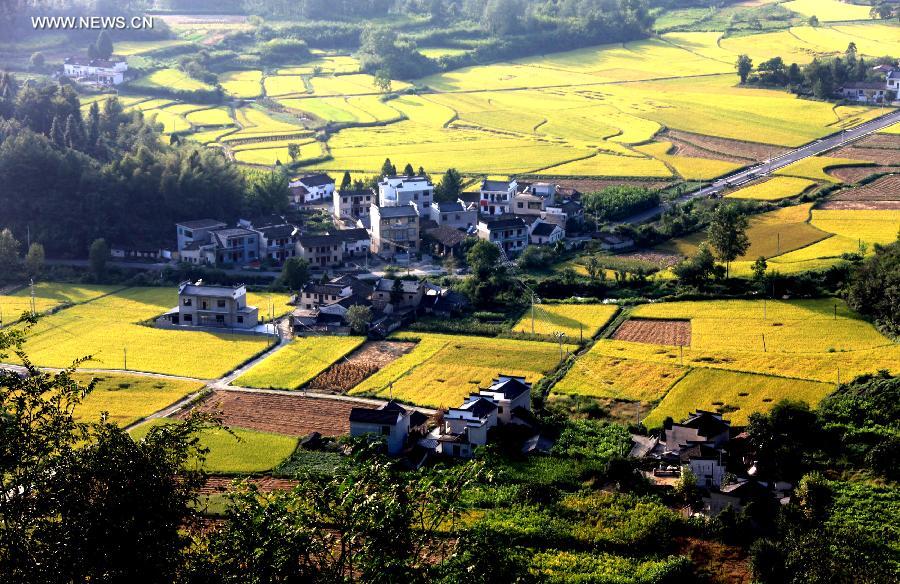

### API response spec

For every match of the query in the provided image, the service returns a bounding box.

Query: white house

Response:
[378,175,434,215]
[63,56,127,85]
[681,444,727,489]
[480,179,517,216]
[475,375,532,424]
[290,173,335,204]
[529,221,565,245]
[349,401,412,456]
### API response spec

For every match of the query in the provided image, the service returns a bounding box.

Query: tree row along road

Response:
[620,107,900,225]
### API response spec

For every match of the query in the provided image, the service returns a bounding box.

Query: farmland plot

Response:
[782,0,872,22]
[726,176,818,201]
[512,304,619,338]
[130,68,214,92]
[219,70,262,98]
[72,373,203,427]
[0,283,118,320]
[553,352,687,403]
[636,141,742,180]
[11,287,290,378]
[349,333,575,408]
[775,156,872,183]
[810,209,900,245]
[233,336,365,390]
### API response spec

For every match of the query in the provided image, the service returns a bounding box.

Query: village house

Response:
[333,189,375,221]
[480,179,517,216]
[423,225,467,258]
[290,276,374,333]
[664,410,731,450]
[429,200,478,231]
[332,228,371,261]
[840,81,889,103]
[176,219,227,256]
[512,190,548,217]
[544,199,585,229]
[296,233,344,268]
[378,175,434,215]
[157,281,258,330]
[369,203,420,258]
[290,173,335,205]
[349,401,428,456]
[63,56,128,85]
[210,228,260,265]
[371,278,425,311]
[477,215,528,256]
[529,220,565,245]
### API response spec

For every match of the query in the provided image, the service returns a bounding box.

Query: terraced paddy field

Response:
[71,372,204,427]
[132,419,298,474]
[5,287,291,378]
[130,68,215,92]
[0,283,118,320]
[348,333,577,408]
[219,70,262,98]
[775,156,873,183]
[233,336,366,390]
[512,304,619,339]
[782,0,872,22]
[725,176,818,201]
[553,299,899,426]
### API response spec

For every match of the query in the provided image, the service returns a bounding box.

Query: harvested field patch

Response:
[666,130,787,162]
[201,476,298,496]
[821,174,900,209]
[178,389,375,436]
[233,336,365,390]
[856,134,900,149]
[830,146,900,166]
[775,156,872,183]
[828,165,900,183]
[613,319,691,347]
[308,341,416,393]
[819,200,900,210]
[665,134,747,164]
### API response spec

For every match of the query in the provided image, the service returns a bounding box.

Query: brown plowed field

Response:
[828,165,900,183]
[831,146,900,166]
[200,475,299,496]
[177,390,376,436]
[820,174,900,210]
[664,132,748,163]
[308,341,415,393]
[666,130,786,162]
[613,319,691,347]
[856,134,900,150]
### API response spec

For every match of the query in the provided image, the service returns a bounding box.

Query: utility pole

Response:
[834,303,837,320]
[761,333,766,353]
[763,297,766,320]
[30,278,35,316]
[531,293,535,334]
[123,347,127,371]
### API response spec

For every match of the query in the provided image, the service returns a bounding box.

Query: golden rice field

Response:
[130,68,214,92]
[220,70,262,98]
[776,156,872,183]
[233,336,365,390]
[726,176,818,200]
[132,420,297,473]
[113,39,193,56]
[71,372,204,427]
[233,141,327,166]
[636,141,742,180]
[223,107,310,140]
[7,287,291,378]
[0,283,118,321]
[881,123,900,135]
[185,107,233,126]
[810,210,900,245]
[643,368,832,427]
[512,304,619,339]
[349,333,576,408]
[782,0,873,22]
[554,299,899,424]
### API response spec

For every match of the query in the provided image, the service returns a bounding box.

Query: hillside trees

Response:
[846,239,899,336]
[736,54,753,83]
[581,185,660,222]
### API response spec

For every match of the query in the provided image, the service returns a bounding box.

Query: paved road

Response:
[619,107,900,225]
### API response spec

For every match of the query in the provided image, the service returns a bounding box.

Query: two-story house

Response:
[296,234,344,267]
[332,228,371,261]
[349,401,412,456]
[176,219,227,257]
[371,278,424,311]
[211,228,260,265]
[369,203,420,258]
[429,200,477,231]
[63,56,128,85]
[529,221,565,245]
[378,175,434,215]
[476,375,533,424]
[480,179,517,216]
[476,215,528,256]
[333,189,376,221]
[290,173,335,204]
[157,281,258,330]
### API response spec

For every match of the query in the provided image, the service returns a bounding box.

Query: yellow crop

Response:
[234,336,365,390]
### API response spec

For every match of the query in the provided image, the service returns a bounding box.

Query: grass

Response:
[810,210,900,246]
[0,283,118,320]
[130,68,214,92]
[643,368,832,427]
[512,304,618,339]
[71,372,203,426]
[220,70,262,98]
[10,287,290,378]
[636,141,743,181]
[349,333,576,408]
[775,156,872,183]
[131,420,298,474]
[782,0,873,22]
[726,176,818,200]
[233,336,365,390]
[657,203,830,260]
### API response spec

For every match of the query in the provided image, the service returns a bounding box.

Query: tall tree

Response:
[0,228,19,275]
[96,30,114,59]
[88,238,108,280]
[245,170,290,215]
[402,162,414,176]
[381,157,396,177]
[847,240,899,336]
[280,257,310,291]
[435,168,462,201]
[24,242,44,278]
[346,304,373,334]
[707,204,750,278]
[340,170,352,191]
[736,54,753,84]
[63,113,83,150]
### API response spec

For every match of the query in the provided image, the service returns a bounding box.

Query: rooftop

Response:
[177,219,227,230]
[297,173,335,187]
[482,179,513,192]
[486,376,531,399]
[375,278,422,293]
[531,222,559,237]
[375,204,419,218]
[480,216,526,230]
[349,407,401,426]
[459,397,498,419]
[178,281,246,299]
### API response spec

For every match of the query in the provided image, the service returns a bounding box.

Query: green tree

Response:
[381,157,397,177]
[402,162,415,176]
[29,52,44,70]
[752,256,768,288]
[280,257,310,291]
[0,228,20,275]
[736,54,753,84]
[847,240,899,336]
[707,203,750,277]
[390,277,405,305]
[673,243,719,290]
[24,242,44,278]
[340,170,352,191]
[88,238,109,280]
[287,142,300,162]
[435,168,462,201]
[245,170,290,215]
[96,30,114,59]
[87,42,99,60]
[346,304,373,334]
[374,68,393,93]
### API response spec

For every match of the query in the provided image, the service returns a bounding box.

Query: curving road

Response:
[621,107,900,224]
